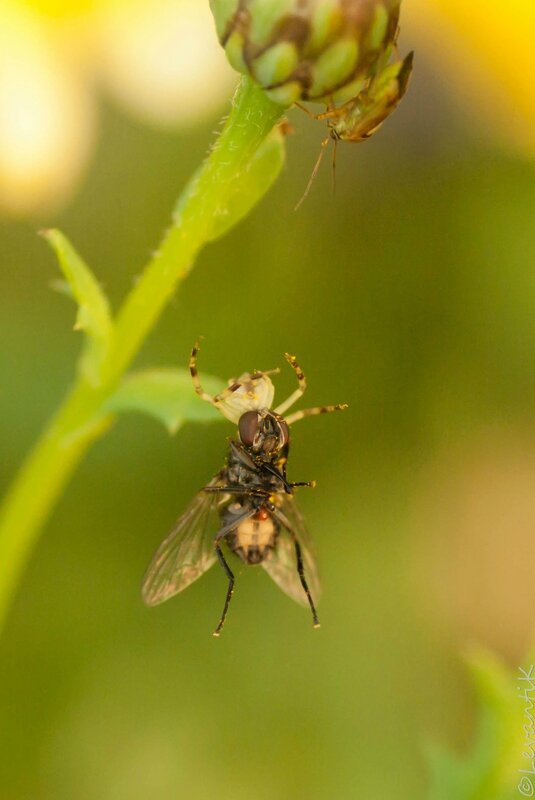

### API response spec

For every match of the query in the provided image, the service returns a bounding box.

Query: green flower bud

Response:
[210,0,403,106]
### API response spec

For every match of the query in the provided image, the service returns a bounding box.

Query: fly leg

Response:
[213,543,234,638]
[229,440,294,494]
[294,537,320,629]
[211,510,256,637]
[203,485,270,498]
[267,504,320,629]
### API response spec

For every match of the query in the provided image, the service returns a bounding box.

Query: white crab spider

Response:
[189,342,347,426]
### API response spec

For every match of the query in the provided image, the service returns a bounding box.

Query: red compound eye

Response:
[238,410,260,447]
[278,419,289,448]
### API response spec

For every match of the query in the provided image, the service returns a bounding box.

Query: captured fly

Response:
[141,342,348,636]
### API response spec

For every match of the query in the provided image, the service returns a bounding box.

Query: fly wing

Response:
[262,494,321,608]
[141,478,222,606]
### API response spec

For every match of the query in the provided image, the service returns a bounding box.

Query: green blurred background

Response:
[1,2,535,798]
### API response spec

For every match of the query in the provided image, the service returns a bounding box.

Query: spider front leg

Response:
[189,339,215,405]
[190,339,279,408]
[275,353,307,415]
[285,403,348,426]
[190,339,250,407]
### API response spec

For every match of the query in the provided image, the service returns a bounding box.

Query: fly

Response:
[295,47,414,209]
[141,342,348,636]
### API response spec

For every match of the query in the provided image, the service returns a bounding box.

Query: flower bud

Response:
[210,0,402,106]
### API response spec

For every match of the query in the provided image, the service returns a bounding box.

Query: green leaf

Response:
[208,123,286,241]
[426,649,527,800]
[104,368,226,434]
[43,229,112,385]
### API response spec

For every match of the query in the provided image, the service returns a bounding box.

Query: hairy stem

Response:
[0,77,283,634]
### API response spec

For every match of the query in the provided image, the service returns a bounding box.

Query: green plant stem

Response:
[0,77,283,634]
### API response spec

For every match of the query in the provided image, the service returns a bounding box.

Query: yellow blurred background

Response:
[1,1,534,798]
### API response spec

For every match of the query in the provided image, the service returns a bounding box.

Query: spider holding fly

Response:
[141,342,348,636]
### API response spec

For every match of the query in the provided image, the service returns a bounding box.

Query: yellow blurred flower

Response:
[0,0,234,216]
[1,0,533,217]
[406,0,535,155]
[0,1,95,216]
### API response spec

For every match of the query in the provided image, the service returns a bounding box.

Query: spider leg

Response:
[189,339,215,404]
[274,353,307,415]
[190,340,279,408]
[285,403,348,426]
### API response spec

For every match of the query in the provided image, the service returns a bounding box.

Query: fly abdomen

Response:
[226,510,278,565]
